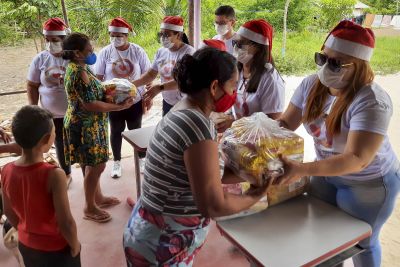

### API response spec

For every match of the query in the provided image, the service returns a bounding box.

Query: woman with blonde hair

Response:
[278,21,400,267]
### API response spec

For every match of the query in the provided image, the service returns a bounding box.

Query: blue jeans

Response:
[309,164,400,267]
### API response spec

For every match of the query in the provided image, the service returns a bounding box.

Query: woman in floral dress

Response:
[62,33,133,223]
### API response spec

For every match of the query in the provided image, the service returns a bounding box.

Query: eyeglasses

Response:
[157,32,175,38]
[232,39,252,50]
[314,52,353,73]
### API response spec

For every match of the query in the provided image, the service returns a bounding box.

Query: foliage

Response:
[317,0,357,30]
[364,0,399,14]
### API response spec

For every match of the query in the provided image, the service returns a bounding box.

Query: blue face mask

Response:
[85,53,97,65]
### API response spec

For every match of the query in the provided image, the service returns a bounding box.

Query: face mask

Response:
[317,63,349,89]
[84,52,97,65]
[46,41,63,54]
[215,24,229,36]
[161,37,174,49]
[233,46,253,65]
[110,37,126,48]
[214,89,237,113]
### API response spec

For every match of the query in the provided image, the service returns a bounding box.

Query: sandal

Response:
[97,197,121,209]
[83,212,111,223]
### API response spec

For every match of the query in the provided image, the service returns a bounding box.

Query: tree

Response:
[318,0,356,29]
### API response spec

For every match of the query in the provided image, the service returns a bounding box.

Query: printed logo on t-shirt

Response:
[308,114,333,149]
[112,58,134,78]
[159,59,176,81]
[44,66,65,86]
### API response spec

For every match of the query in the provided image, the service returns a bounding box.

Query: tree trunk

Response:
[282,0,291,58]
[188,0,194,46]
[60,0,70,27]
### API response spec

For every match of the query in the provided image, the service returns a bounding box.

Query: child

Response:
[1,105,81,267]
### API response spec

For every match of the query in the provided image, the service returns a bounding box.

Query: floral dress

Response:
[63,62,109,166]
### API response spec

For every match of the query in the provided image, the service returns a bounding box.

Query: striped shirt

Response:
[141,109,217,216]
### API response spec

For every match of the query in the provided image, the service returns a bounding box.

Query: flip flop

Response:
[98,197,121,209]
[83,212,111,223]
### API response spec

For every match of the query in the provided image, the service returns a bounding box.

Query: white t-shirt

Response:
[151,44,195,105]
[27,51,69,118]
[95,43,151,103]
[233,68,285,119]
[291,74,398,180]
[213,33,237,55]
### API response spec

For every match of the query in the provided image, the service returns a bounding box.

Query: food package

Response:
[102,78,137,104]
[267,176,309,207]
[221,112,304,186]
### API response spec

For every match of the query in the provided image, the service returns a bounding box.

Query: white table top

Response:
[217,195,371,267]
[122,126,156,152]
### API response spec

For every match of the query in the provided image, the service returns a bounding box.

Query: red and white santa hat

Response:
[199,39,227,51]
[42,18,68,35]
[323,20,375,61]
[160,16,184,32]
[109,17,133,34]
[237,19,273,62]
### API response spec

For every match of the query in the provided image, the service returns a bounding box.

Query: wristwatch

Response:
[159,84,165,91]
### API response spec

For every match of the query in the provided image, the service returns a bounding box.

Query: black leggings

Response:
[162,100,174,117]
[110,101,145,160]
[18,242,81,267]
[53,118,71,175]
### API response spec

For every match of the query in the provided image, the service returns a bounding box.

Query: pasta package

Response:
[221,112,304,186]
[102,78,137,104]
[267,176,309,207]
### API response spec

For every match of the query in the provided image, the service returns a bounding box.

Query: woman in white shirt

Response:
[216,19,285,133]
[27,18,71,185]
[278,21,400,267]
[133,16,195,116]
[95,17,151,178]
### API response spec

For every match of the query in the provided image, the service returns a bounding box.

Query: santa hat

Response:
[42,18,68,35]
[323,20,375,61]
[200,39,227,51]
[237,19,273,62]
[161,16,184,32]
[109,17,133,34]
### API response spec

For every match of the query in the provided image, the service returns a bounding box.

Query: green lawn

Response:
[132,30,400,76]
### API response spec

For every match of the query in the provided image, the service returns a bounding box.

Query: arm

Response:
[96,74,104,82]
[48,168,80,256]
[2,183,19,229]
[277,103,303,131]
[132,69,158,88]
[80,70,133,112]
[0,143,22,154]
[185,140,269,218]
[267,112,282,120]
[27,81,40,105]
[280,131,385,184]
[143,80,178,104]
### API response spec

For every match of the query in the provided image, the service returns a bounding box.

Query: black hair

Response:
[181,32,190,45]
[238,42,281,93]
[12,105,53,149]
[62,32,90,60]
[173,47,237,95]
[215,5,236,19]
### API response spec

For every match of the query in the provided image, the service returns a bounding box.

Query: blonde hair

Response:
[303,58,374,137]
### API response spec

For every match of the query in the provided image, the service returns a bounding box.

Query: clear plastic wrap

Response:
[102,78,137,104]
[221,112,304,186]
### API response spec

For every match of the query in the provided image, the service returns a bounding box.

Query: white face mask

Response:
[233,45,253,65]
[317,63,349,89]
[215,23,229,36]
[110,36,126,48]
[46,41,63,54]
[161,37,174,49]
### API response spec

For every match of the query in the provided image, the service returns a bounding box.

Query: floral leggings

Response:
[123,200,210,267]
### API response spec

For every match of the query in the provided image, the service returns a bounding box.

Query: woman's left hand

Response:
[0,128,11,143]
[143,84,161,104]
[276,155,307,185]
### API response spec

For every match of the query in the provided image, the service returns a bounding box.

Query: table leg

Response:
[134,149,141,198]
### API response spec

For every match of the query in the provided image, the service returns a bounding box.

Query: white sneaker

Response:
[139,158,146,174]
[111,160,122,178]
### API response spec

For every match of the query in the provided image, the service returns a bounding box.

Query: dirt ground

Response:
[0,40,400,266]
